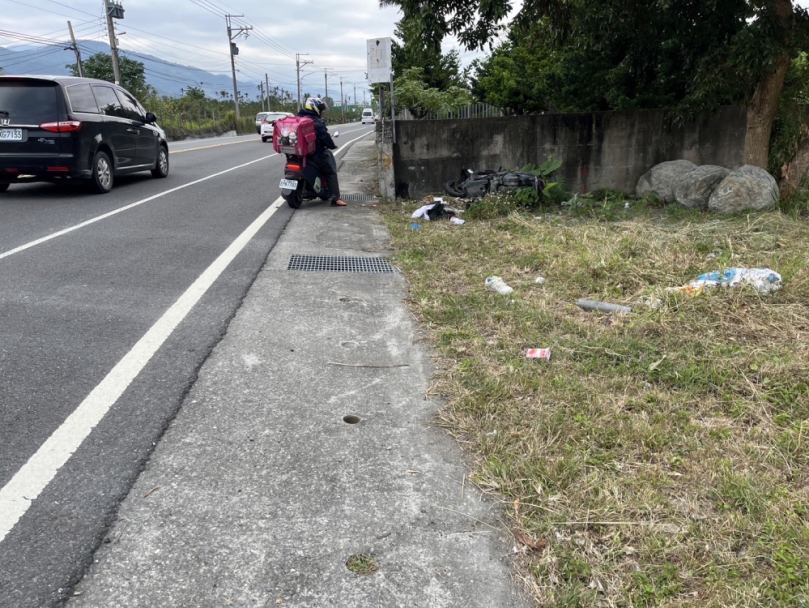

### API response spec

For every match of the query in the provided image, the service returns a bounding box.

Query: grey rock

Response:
[636,160,697,202]
[674,165,730,209]
[708,165,779,214]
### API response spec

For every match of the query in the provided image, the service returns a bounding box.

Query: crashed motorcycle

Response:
[277,131,340,209]
[444,168,544,199]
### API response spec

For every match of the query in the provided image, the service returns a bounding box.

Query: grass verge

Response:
[382,195,809,607]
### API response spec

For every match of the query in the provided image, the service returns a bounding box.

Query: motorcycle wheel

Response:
[286,192,303,209]
[444,180,467,197]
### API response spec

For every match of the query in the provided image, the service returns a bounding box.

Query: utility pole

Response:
[104,1,124,85]
[258,82,264,111]
[265,74,271,111]
[296,53,312,111]
[226,14,251,118]
[67,20,83,77]
[340,77,346,123]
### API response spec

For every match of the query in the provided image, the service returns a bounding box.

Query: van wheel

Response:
[261,137,268,143]
[91,150,114,193]
[151,145,169,178]
[0,183,9,193]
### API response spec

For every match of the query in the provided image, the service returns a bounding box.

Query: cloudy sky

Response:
[2,0,808,101]
[1,0,473,100]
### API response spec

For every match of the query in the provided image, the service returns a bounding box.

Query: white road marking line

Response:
[0,196,287,544]
[0,153,278,262]
[172,138,259,154]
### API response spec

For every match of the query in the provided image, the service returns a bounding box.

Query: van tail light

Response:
[39,121,82,133]
[285,164,302,171]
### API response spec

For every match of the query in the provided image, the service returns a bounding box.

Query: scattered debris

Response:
[535,276,546,284]
[514,531,547,551]
[674,267,782,295]
[577,299,632,314]
[450,217,465,225]
[412,197,463,221]
[142,486,161,499]
[635,295,663,309]
[410,223,420,230]
[526,348,552,360]
[485,276,514,294]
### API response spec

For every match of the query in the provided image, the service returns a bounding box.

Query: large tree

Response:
[392,16,465,90]
[67,53,152,101]
[383,0,809,169]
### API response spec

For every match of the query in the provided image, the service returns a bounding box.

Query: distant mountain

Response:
[0,41,261,99]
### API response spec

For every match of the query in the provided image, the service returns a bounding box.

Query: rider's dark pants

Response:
[308,151,340,201]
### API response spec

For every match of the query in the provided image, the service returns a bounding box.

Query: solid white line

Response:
[0,196,287,544]
[0,153,279,262]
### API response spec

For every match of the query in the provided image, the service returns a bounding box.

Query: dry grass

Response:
[383,198,809,607]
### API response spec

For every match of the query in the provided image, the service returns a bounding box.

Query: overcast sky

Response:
[0,0,443,99]
[2,0,808,100]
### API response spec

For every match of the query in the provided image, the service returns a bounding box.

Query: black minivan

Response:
[0,76,169,194]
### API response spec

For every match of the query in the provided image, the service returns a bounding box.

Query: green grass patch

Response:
[382,201,809,606]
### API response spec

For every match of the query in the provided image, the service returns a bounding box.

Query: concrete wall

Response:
[392,106,747,200]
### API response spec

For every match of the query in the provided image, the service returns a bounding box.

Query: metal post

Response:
[390,74,396,144]
[67,21,83,77]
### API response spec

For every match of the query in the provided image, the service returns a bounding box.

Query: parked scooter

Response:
[279,131,339,209]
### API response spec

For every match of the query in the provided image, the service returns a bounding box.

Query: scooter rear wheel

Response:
[444,180,467,198]
[286,192,302,209]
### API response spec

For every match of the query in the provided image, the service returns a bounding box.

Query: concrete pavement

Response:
[69,135,529,608]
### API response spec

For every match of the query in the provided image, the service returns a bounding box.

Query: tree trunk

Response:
[743,0,795,169]
[744,52,791,168]
[779,126,809,197]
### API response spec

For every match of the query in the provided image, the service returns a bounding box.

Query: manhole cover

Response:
[287,254,394,274]
[342,194,378,202]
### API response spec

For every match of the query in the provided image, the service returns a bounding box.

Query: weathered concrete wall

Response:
[392,106,747,200]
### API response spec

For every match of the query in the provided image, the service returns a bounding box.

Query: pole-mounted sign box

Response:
[366,38,392,84]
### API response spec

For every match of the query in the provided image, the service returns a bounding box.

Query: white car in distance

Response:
[260,112,293,142]
[361,109,375,125]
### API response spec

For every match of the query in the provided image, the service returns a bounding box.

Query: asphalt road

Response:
[0,122,375,607]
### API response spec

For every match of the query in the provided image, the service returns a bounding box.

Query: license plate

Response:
[279,178,298,190]
[0,129,23,141]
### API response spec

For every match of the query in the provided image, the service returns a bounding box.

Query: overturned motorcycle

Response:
[444,169,545,199]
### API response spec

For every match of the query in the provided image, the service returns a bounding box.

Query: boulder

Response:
[707,165,779,214]
[636,160,697,203]
[674,165,730,209]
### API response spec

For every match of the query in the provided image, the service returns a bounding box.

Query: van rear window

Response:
[0,80,58,125]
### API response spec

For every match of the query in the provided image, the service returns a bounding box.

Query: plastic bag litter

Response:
[676,268,782,295]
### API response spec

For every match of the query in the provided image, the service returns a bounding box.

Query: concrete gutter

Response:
[69,137,530,608]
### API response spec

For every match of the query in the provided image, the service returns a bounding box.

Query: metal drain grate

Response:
[287,254,394,274]
[341,194,378,202]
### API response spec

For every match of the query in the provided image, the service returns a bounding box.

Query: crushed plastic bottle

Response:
[485,276,514,294]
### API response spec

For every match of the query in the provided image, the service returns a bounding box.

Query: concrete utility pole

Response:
[104,1,124,85]
[67,20,83,77]
[265,73,271,111]
[295,53,312,111]
[340,77,346,123]
[258,82,264,111]
[226,14,252,118]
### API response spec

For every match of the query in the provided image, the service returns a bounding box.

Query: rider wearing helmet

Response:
[298,97,346,207]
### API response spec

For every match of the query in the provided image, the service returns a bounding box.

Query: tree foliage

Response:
[388,0,809,117]
[394,67,472,117]
[67,53,153,101]
[392,16,465,90]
